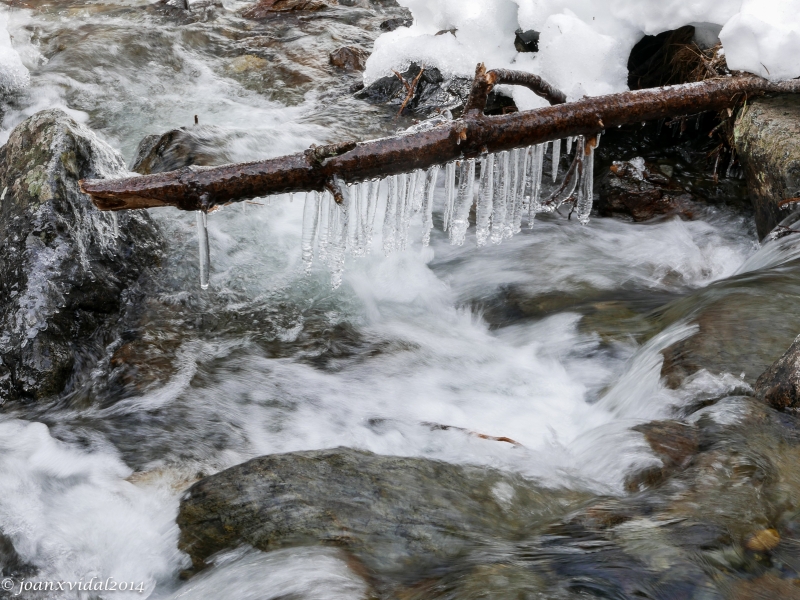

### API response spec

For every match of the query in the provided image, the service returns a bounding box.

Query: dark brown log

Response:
[80,70,800,212]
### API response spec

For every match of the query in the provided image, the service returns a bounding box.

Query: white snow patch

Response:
[365,0,800,105]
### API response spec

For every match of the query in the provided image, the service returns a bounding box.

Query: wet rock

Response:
[626,421,699,491]
[149,0,222,22]
[380,17,412,32]
[0,109,162,403]
[177,447,590,584]
[328,46,369,72]
[734,95,800,239]
[727,574,800,600]
[130,125,232,175]
[356,63,472,116]
[597,157,696,221]
[754,335,800,411]
[658,270,800,389]
[243,0,334,18]
[514,29,540,53]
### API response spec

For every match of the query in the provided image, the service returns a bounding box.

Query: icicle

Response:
[529,144,545,220]
[502,149,520,240]
[551,139,561,182]
[476,154,494,246]
[383,175,398,255]
[596,133,601,148]
[365,179,380,251]
[328,193,348,289]
[443,161,457,231]
[196,210,210,290]
[450,158,476,246]
[576,136,594,225]
[512,147,529,235]
[491,151,509,244]
[421,166,440,247]
[301,191,320,272]
[396,172,416,251]
[317,192,331,262]
[110,212,119,237]
[346,183,359,255]
[411,169,425,213]
[566,136,573,155]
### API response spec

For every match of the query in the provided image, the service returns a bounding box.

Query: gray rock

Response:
[0,109,162,404]
[177,447,591,583]
[754,335,800,411]
[130,125,232,175]
[734,95,800,239]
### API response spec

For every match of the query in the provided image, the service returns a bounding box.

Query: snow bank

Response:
[364,0,800,109]
[0,11,29,96]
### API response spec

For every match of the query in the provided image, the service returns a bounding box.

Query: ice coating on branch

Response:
[364,0,800,107]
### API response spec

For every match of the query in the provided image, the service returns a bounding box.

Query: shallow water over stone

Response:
[3,1,800,599]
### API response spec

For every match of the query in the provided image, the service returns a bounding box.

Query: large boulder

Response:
[177,447,590,583]
[734,95,800,239]
[0,110,162,404]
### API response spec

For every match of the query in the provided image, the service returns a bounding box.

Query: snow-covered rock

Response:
[364,0,800,110]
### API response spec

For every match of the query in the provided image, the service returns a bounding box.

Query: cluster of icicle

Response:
[194,136,596,289]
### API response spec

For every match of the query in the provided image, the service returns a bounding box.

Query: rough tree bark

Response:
[80,65,800,212]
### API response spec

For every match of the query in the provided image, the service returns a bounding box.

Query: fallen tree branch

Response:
[80,68,800,212]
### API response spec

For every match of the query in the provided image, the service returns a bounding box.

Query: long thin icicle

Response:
[476,154,494,246]
[577,138,595,225]
[328,192,348,289]
[196,210,210,289]
[383,175,398,255]
[317,192,331,262]
[421,166,440,247]
[551,139,561,182]
[301,191,320,272]
[529,144,545,221]
[450,158,476,246]
[512,147,529,235]
[443,161,456,232]
[491,151,509,244]
[365,179,380,251]
[504,148,520,240]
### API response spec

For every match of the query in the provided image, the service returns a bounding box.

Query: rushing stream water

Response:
[3,1,800,598]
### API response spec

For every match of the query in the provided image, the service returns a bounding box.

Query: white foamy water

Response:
[0,2,771,598]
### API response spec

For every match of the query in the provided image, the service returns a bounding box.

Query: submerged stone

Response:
[734,95,800,239]
[329,46,369,71]
[177,447,591,587]
[130,125,233,175]
[0,110,162,403]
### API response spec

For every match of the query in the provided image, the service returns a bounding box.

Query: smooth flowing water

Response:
[1,2,792,598]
